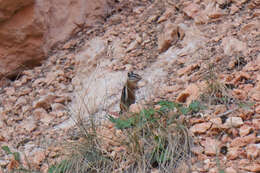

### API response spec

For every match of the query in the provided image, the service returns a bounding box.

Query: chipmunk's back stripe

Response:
[121,86,128,102]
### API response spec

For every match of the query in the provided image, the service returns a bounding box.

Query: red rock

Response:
[51,103,66,111]
[225,117,243,128]
[243,163,260,172]
[0,135,5,142]
[191,145,204,155]
[230,137,246,147]
[221,37,247,56]
[253,9,260,17]
[33,150,46,166]
[214,105,227,115]
[157,8,174,23]
[129,103,142,113]
[183,3,200,18]
[176,83,200,104]
[204,138,220,156]
[22,118,37,132]
[33,94,57,109]
[230,4,239,15]
[0,1,45,79]
[227,147,241,160]
[158,23,179,52]
[177,64,200,76]
[242,133,257,145]
[225,167,237,173]
[239,124,253,137]
[190,117,205,125]
[190,122,212,134]
[252,119,260,130]
[251,92,260,101]
[232,0,248,5]
[208,10,224,19]
[246,144,259,159]
[241,21,260,33]
[233,72,250,84]
[4,87,15,96]
[7,159,19,172]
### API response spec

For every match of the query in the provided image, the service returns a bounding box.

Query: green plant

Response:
[1,146,38,173]
[2,146,20,162]
[107,100,194,172]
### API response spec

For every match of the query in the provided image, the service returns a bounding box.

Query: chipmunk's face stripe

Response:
[128,71,142,81]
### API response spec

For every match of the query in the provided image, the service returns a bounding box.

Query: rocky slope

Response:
[0,0,260,172]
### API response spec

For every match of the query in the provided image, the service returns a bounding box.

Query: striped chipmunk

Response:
[120,71,142,114]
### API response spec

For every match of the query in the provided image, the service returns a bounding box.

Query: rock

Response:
[32,150,45,166]
[221,37,247,56]
[250,90,260,101]
[51,103,66,112]
[36,0,111,51]
[232,0,249,6]
[225,117,243,128]
[0,135,5,142]
[22,118,37,132]
[0,0,112,79]
[157,8,174,23]
[190,122,212,134]
[233,72,250,84]
[255,105,260,114]
[33,108,48,120]
[246,144,259,159]
[183,3,200,19]
[33,94,57,109]
[253,9,260,17]
[239,125,253,137]
[0,1,45,79]
[151,168,160,173]
[225,167,237,173]
[191,145,204,156]
[227,147,241,160]
[210,117,226,130]
[129,103,142,114]
[230,4,239,15]
[4,87,15,96]
[126,40,138,53]
[7,159,19,172]
[176,83,200,104]
[204,138,220,156]
[158,23,179,53]
[243,163,260,172]
[241,21,260,33]
[15,97,27,107]
[207,8,225,19]
[232,89,247,100]
[252,119,260,130]
[177,64,200,77]
[214,105,227,115]
[230,137,247,147]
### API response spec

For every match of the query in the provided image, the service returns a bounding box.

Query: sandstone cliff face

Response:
[0,0,44,79]
[36,0,110,51]
[0,0,110,79]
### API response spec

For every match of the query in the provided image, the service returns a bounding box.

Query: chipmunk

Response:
[120,71,142,113]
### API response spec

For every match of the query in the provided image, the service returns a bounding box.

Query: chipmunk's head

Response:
[127,71,142,83]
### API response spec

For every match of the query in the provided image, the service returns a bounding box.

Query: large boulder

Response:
[0,0,44,78]
[0,0,111,79]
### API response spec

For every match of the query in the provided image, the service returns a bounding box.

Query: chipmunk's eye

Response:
[128,71,133,77]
